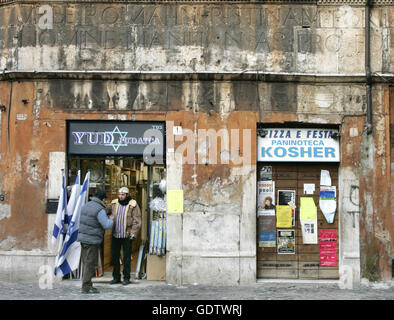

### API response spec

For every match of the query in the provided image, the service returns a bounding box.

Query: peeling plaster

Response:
[217,82,235,121]
[25,151,42,184]
[360,132,374,170]
[14,153,23,176]
[107,114,127,121]
[0,236,16,250]
[364,193,374,234]
[0,204,11,220]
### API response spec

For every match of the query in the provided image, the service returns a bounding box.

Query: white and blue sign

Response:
[257,128,340,162]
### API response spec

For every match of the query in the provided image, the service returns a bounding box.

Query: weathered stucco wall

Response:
[358,85,393,281]
[0,80,53,251]
[2,77,390,284]
[0,3,392,73]
[165,109,257,285]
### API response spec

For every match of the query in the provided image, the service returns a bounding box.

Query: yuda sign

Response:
[257,128,340,162]
[68,121,165,157]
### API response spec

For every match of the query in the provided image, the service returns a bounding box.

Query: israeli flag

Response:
[54,171,90,277]
[51,169,67,246]
[66,170,81,226]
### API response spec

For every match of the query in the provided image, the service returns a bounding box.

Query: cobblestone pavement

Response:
[0,275,393,300]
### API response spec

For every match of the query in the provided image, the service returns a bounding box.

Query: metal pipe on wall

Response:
[365,0,373,135]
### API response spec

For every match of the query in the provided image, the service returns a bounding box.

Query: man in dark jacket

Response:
[77,189,113,294]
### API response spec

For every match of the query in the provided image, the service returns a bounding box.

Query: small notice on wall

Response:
[319,229,337,266]
[277,229,295,254]
[16,114,28,121]
[320,170,331,186]
[304,184,315,195]
[167,190,184,213]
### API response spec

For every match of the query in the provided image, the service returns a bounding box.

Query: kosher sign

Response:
[257,128,340,162]
[68,121,165,157]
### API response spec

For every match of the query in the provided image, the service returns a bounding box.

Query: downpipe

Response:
[365,0,373,135]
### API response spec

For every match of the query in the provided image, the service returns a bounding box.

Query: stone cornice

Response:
[0,70,387,83]
[2,70,393,83]
[0,0,392,6]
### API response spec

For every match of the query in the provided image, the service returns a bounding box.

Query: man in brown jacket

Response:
[107,187,141,285]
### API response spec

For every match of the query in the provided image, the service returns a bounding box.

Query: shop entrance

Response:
[256,163,340,280]
[67,156,165,278]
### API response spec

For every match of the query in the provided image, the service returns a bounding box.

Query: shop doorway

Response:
[256,163,339,280]
[67,156,165,278]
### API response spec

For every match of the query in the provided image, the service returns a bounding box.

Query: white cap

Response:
[119,187,129,194]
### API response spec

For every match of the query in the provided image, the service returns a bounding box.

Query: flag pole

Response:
[54,170,90,278]
[53,169,67,276]
[86,170,90,203]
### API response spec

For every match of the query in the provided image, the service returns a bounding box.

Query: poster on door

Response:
[278,190,296,226]
[277,229,295,254]
[319,186,337,224]
[259,166,272,181]
[319,229,337,266]
[300,197,318,244]
[301,220,318,244]
[276,205,293,228]
[257,180,275,216]
[258,210,276,247]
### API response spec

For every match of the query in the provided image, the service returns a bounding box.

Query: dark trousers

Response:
[111,237,132,281]
[80,243,99,292]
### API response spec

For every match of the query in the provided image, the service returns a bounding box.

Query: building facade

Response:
[0,0,393,287]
